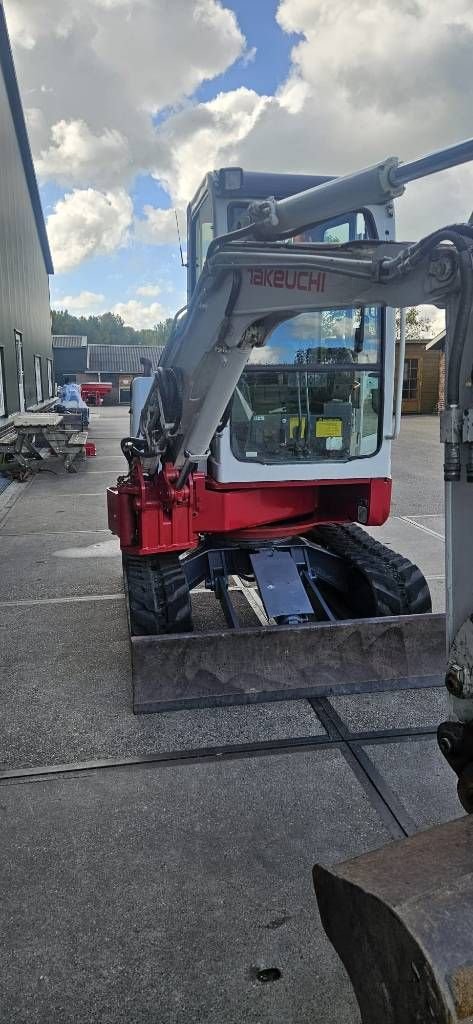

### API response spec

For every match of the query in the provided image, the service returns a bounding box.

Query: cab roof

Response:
[189,168,335,212]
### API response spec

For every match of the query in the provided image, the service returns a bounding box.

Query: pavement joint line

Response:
[398,514,445,540]
[405,513,445,519]
[232,576,268,625]
[0,736,339,783]
[0,725,440,784]
[0,528,110,536]
[0,593,124,608]
[27,492,106,498]
[311,698,415,838]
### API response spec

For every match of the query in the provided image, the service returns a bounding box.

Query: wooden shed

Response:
[395,339,442,414]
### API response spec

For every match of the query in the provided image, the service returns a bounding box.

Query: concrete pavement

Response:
[0,409,457,1024]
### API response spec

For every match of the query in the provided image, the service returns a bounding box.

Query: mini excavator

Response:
[108,137,473,1022]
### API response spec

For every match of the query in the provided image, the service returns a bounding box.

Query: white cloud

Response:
[8,0,473,274]
[136,284,162,297]
[37,120,132,188]
[419,305,446,337]
[241,46,257,67]
[52,290,106,312]
[6,0,246,189]
[134,206,184,246]
[148,0,473,236]
[47,188,133,272]
[152,87,270,204]
[112,299,169,329]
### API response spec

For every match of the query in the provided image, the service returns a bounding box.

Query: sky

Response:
[5,0,473,332]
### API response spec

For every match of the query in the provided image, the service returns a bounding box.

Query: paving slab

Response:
[362,737,463,830]
[0,532,122,600]
[404,513,445,537]
[330,686,448,733]
[0,599,327,769]
[27,470,111,497]
[391,416,444,516]
[0,749,392,1024]
[0,493,109,535]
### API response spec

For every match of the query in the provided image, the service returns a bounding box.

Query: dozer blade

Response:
[314,814,473,1024]
[131,613,444,712]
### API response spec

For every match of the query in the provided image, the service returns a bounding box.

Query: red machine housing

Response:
[80,382,113,406]
[107,464,391,555]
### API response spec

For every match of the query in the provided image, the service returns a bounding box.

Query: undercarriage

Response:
[123,524,431,636]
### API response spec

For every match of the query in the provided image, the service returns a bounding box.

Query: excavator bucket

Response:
[314,814,473,1024]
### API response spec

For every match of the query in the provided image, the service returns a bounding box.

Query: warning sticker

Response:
[315,418,343,438]
[289,415,307,438]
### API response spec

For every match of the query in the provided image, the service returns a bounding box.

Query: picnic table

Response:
[0,412,88,478]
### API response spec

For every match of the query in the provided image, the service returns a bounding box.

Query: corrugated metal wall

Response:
[0,64,52,415]
[53,348,88,379]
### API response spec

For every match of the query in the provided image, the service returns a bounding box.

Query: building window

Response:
[47,358,54,398]
[402,358,418,400]
[34,355,43,403]
[0,349,6,416]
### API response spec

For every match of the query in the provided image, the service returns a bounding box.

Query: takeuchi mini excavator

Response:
[108,137,473,1020]
[109,139,472,635]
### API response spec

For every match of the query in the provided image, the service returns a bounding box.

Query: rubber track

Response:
[313,524,431,617]
[343,523,432,615]
[124,553,193,636]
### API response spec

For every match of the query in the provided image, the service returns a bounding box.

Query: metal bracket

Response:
[250,549,313,622]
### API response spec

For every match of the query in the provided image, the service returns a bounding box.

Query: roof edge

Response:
[426,329,446,351]
[0,4,54,274]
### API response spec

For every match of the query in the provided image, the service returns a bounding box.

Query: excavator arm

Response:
[139,233,460,477]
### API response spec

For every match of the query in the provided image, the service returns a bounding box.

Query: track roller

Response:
[123,552,193,636]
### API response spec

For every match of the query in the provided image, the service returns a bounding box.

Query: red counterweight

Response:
[107,464,391,556]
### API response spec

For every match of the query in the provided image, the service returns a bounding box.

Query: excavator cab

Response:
[187,170,396,490]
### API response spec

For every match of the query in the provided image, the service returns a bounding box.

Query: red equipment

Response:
[80,382,113,406]
[107,468,391,556]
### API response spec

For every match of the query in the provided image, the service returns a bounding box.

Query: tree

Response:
[153,318,174,345]
[395,307,433,340]
[51,309,174,346]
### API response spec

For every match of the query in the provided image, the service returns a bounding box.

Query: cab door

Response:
[188,192,213,299]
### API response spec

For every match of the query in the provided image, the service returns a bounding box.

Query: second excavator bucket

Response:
[314,814,473,1024]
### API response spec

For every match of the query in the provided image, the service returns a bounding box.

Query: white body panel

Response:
[131,376,154,436]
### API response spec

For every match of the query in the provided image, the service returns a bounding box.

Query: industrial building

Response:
[53,337,163,404]
[0,4,53,419]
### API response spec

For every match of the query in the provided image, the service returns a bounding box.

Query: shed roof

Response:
[0,5,53,275]
[425,330,446,352]
[52,335,88,349]
[88,345,164,373]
